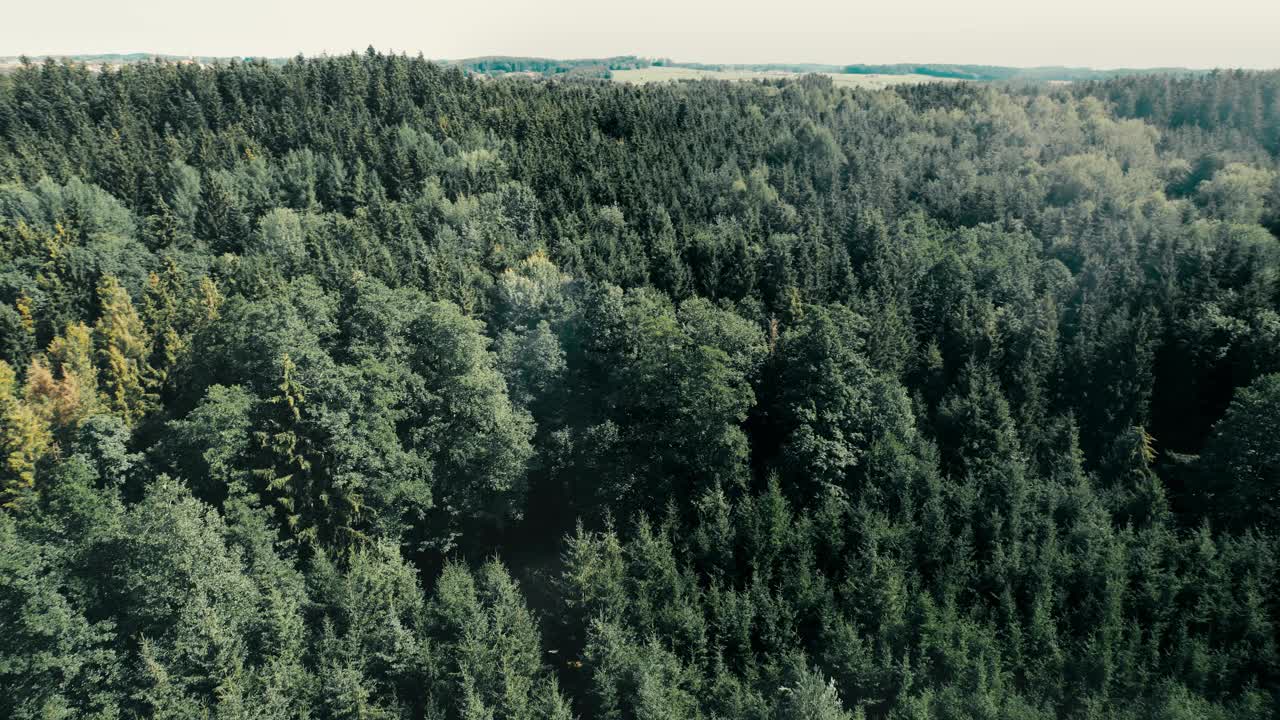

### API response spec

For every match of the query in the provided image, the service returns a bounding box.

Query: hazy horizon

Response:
[0,49,1266,72]
[3,0,1278,70]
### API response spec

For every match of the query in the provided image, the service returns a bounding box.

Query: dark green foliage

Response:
[1198,374,1280,532]
[1,55,1278,719]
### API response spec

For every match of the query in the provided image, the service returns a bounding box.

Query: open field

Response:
[611,66,956,87]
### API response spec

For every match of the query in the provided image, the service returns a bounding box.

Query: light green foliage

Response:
[584,620,701,720]
[0,510,119,718]
[426,559,569,720]
[494,252,573,331]
[779,664,855,720]
[1196,163,1277,224]
[250,207,309,273]
[496,320,567,411]
[309,541,431,717]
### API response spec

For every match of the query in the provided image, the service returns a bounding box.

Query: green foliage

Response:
[0,54,1278,720]
[426,559,570,719]
[408,299,535,545]
[1199,373,1280,532]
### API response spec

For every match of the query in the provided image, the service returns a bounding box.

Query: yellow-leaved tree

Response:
[24,322,101,429]
[95,275,154,426]
[1,360,52,508]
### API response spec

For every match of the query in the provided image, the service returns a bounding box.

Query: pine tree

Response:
[780,664,856,720]
[142,262,186,387]
[252,353,335,546]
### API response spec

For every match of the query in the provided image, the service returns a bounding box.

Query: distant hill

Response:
[666,61,1213,82]
[447,55,652,75]
[450,58,1216,82]
[0,52,1218,82]
[841,63,1213,81]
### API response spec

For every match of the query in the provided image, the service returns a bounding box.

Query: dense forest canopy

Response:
[1,53,1279,719]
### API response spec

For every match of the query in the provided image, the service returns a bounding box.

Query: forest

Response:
[0,52,1279,719]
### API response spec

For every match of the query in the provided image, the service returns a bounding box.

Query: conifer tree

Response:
[252,353,331,545]
[142,261,186,387]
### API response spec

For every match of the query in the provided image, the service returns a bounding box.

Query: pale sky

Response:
[3,0,1278,69]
